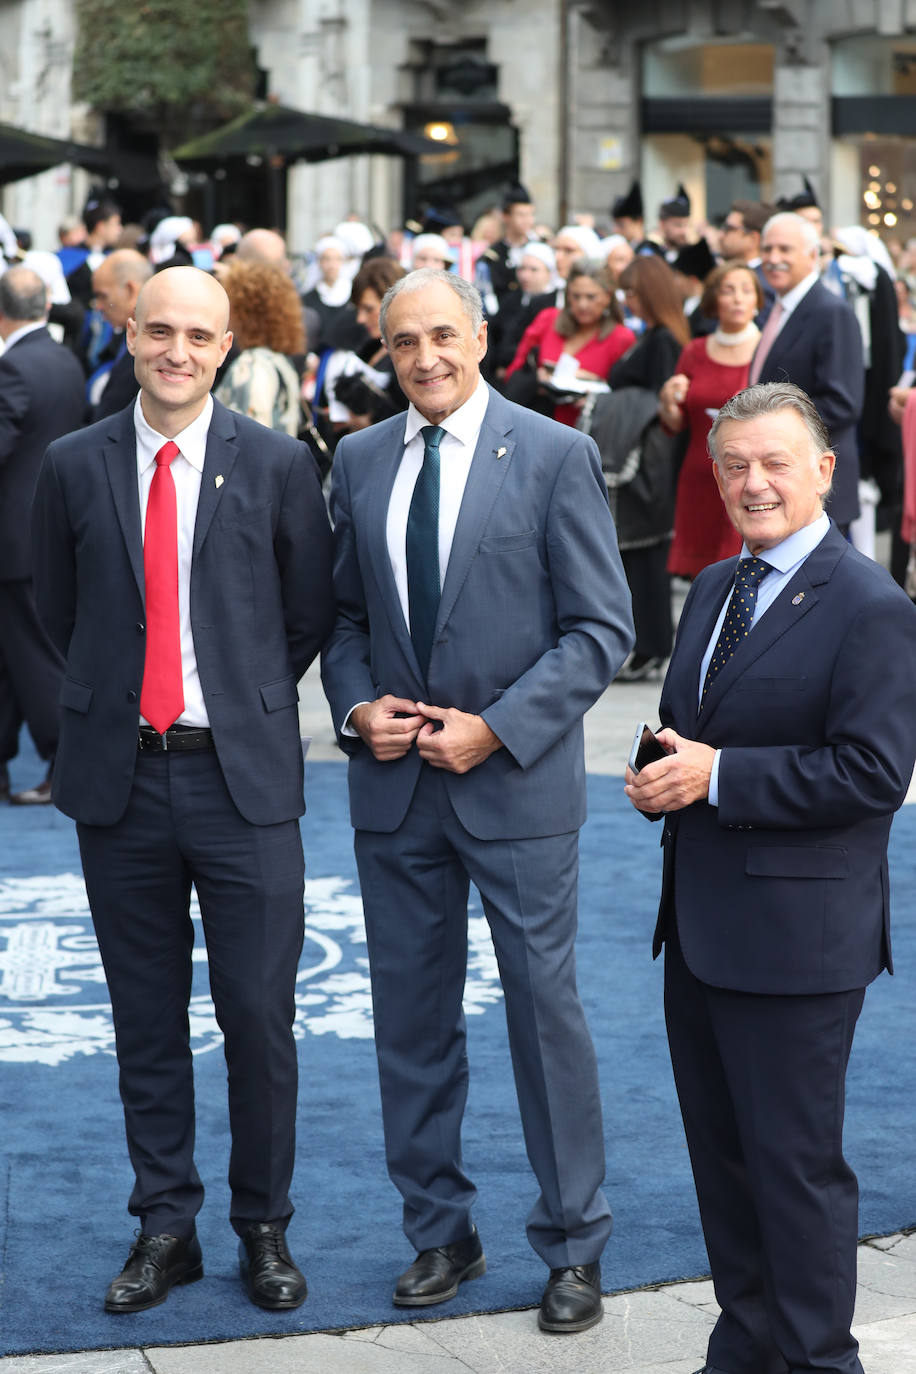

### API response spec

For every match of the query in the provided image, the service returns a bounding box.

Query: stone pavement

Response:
[4,663,914,1372]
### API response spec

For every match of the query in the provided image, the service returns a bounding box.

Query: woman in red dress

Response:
[504,262,635,426]
[660,262,763,578]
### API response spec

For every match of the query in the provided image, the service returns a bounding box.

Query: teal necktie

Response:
[701,556,772,707]
[406,424,445,676]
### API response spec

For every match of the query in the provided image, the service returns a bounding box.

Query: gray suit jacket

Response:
[321,387,635,839]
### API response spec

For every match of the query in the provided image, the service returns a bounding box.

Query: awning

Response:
[172,103,444,169]
[0,121,109,185]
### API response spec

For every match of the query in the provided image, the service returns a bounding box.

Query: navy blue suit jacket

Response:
[653,523,916,995]
[321,388,635,840]
[754,282,864,526]
[0,326,85,580]
[32,398,334,827]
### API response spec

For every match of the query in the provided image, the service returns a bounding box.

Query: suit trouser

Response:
[664,923,865,1374]
[354,764,612,1270]
[0,578,64,762]
[77,748,305,1238]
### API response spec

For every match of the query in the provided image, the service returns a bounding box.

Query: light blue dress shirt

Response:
[702,511,830,805]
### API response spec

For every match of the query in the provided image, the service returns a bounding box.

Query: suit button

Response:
[127,690,137,702]
[136,623,145,634]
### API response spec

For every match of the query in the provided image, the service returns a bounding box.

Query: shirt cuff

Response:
[708,749,721,806]
[342,701,371,737]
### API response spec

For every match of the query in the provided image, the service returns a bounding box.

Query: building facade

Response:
[3,0,916,250]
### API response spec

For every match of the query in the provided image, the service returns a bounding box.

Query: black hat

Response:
[777,175,819,213]
[502,181,533,211]
[672,237,716,281]
[423,204,464,234]
[659,184,691,220]
[612,180,643,221]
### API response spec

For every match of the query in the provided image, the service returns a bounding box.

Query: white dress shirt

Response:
[135,394,213,728]
[769,269,820,339]
[342,377,490,733]
[702,511,830,804]
[386,376,490,627]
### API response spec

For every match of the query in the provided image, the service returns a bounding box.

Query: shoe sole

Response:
[538,1303,604,1334]
[392,1255,487,1307]
[243,1284,308,1311]
[104,1262,204,1313]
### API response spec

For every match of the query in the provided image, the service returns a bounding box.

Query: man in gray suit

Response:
[321,269,634,1332]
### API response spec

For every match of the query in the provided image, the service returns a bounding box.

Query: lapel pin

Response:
[215,475,224,489]
[792,592,805,605]
[495,446,507,460]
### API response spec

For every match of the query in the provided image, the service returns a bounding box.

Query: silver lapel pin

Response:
[215,474,224,489]
[495,446,507,460]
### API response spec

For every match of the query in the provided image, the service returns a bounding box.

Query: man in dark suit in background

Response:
[32,267,334,1314]
[626,382,916,1374]
[751,211,864,528]
[322,269,634,1333]
[89,248,152,420]
[0,266,85,803]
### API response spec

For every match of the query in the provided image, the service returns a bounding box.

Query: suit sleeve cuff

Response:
[342,701,371,737]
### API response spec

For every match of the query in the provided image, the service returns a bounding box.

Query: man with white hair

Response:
[750,212,864,529]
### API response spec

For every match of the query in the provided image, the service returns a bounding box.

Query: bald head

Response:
[0,266,48,336]
[235,229,289,270]
[134,266,230,332]
[127,267,233,437]
[93,249,153,329]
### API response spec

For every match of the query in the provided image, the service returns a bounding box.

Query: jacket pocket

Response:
[259,675,299,713]
[479,529,537,553]
[59,677,93,714]
[746,845,848,879]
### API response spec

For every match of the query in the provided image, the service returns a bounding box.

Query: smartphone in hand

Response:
[627,722,667,774]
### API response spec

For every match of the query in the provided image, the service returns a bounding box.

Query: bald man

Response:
[32,267,334,1315]
[90,249,153,420]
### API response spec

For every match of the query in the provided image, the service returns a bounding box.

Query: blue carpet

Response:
[1,737,915,1354]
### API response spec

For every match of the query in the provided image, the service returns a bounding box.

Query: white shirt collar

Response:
[740,510,830,574]
[134,394,214,474]
[403,377,490,449]
[2,320,46,350]
[777,269,819,316]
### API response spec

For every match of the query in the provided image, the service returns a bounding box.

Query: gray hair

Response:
[761,211,820,255]
[708,382,832,486]
[379,268,484,340]
[0,266,48,322]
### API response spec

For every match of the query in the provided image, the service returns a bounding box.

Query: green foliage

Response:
[73,0,256,142]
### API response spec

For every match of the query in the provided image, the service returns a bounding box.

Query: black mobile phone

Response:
[627,722,667,774]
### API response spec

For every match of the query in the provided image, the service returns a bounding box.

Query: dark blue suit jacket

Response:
[754,282,864,526]
[653,523,916,994]
[0,326,85,580]
[32,398,334,827]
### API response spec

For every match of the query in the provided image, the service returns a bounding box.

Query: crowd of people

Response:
[2,175,916,1373]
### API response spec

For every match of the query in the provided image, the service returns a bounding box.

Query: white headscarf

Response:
[22,250,71,305]
[553,224,603,261]
[149,215,194,265]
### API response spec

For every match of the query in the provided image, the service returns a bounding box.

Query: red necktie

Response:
[140,440,184,734]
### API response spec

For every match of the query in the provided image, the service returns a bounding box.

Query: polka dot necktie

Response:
[700,556,772,707]
[406,424,444,677]
[140,440,185,734]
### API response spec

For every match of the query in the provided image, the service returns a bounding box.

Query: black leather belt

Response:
[138,725,214,753]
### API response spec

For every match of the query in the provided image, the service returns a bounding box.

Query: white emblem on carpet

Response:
[0,875,503,1064]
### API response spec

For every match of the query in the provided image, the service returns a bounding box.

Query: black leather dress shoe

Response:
[104,1231,203,1312]
[9,778,52,805]
[238,1222,307,1310]
[393,1227,486,1306]
[538,1261,603,1332]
